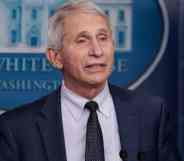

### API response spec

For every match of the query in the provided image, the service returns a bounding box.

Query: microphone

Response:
[119,149,128,161]
[119,149,145,161]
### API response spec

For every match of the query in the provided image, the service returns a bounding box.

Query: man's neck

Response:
[63,80,107,99]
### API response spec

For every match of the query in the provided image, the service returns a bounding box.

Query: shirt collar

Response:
[61,81,111,120]
[93,82,111,118]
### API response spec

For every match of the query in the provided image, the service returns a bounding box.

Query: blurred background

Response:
[0,0,183,159]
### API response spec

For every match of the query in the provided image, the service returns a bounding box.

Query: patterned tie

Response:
[85,101,105,161]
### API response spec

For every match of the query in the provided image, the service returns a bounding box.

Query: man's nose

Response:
[89,39,103,57]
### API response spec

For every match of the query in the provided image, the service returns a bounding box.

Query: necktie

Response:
[85,101,105,161]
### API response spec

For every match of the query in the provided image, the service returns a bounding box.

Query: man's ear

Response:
[46,48,63,69]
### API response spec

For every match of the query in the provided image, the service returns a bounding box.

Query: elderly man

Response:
[0,1,179,161]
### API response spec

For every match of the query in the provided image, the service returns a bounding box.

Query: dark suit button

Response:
[119,149,128,160]
[137,152,145,161]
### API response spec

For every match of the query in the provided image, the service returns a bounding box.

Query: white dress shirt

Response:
[61,82,122,161]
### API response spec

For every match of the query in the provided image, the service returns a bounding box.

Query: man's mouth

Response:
[85,63,107,72]
[86,63,106,68]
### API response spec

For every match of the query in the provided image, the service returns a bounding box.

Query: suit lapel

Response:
[109,85,140,159]
[36,87,67,161]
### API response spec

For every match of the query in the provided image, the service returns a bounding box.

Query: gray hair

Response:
[47,0,111,51]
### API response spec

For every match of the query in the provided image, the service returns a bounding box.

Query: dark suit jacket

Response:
[0,84,179,161]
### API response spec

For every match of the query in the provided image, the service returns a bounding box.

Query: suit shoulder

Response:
[0,86,61,122]
[109,84,165,112]
[0,94,47,125]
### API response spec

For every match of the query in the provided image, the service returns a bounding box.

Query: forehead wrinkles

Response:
[62,12,111,37]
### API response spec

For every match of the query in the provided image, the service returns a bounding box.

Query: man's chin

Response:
[86,77,107,88]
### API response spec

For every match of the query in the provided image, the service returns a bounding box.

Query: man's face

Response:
[60,12,115,90]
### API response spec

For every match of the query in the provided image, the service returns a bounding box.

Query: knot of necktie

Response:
[85,101,98,113]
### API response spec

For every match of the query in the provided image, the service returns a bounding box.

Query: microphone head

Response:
[119,149,128,160]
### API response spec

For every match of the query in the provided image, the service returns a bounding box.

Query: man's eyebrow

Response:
[63,31,89,41]
[97,28,110,34]
[76,31,90,38]
[64,28,111,40]
[76,28,110,37]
